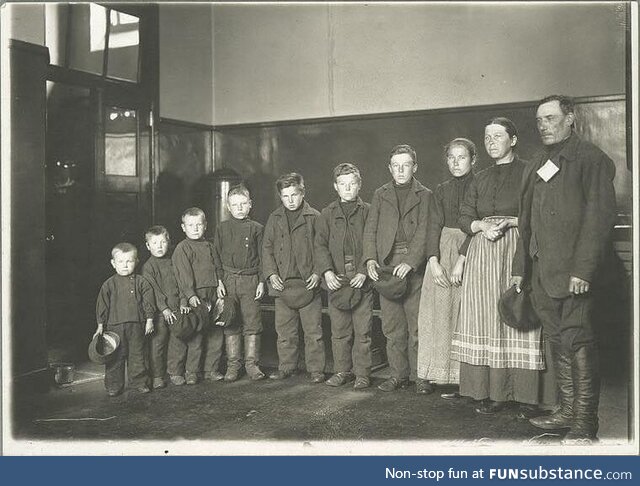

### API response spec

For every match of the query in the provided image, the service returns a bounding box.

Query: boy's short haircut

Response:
[444,138,477,160]
[389,144,417,165]
[333,163,361,184]
[181,207,206,222]
[145,225,170,242]
[276,172,305,195]
[228,184,251,200]
[112,242,137,258]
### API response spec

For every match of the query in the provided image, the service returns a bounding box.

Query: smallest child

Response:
[94,242,155,396]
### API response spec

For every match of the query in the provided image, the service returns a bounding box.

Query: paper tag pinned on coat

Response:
[537,159,560,182]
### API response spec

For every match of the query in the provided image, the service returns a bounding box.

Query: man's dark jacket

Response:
[513,133,617,298]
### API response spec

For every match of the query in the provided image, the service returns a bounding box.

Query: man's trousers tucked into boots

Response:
[530,262,600,440]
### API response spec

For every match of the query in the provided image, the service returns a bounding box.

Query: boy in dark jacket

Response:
[262,173,325,383]
[363,144,433,392]
[94,242,155,396]
[315,163,373,389]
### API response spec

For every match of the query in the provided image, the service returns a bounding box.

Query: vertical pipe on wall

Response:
[149,104,156,222]
[625,2,633,171]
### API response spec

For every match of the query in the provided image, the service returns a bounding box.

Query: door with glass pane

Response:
[92,90,152,280]
[41,2,157,354]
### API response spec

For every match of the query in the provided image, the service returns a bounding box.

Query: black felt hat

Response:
[498,285,541,331]
[88,331,120,364]
[329,275,363,310]
[279,278,316,309]
[171,304,208,341]
[213,296,239,328]
[373,265,408,300]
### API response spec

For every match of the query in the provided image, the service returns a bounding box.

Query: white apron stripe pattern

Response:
[451,216,544,370]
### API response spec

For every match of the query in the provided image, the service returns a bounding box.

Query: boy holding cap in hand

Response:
[262,172,326,383]
[363,144,433,392]
[315,163,373,389]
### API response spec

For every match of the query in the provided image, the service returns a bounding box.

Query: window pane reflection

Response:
[105,107,137,176]
[107,10,140,82]
[46,3,107,75]
[45,3,140,82]
[69,4,106,75]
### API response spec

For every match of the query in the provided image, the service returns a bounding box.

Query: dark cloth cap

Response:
[88,331,120,364]
[171,304,208,341]
[373,265,408,300]
[279,278,315,309]
[498,285,541,331]
[213,296,239,328]
[329,275,363,310]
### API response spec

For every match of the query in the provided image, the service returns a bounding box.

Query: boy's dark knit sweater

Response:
[96,274,155,326]
[142,254,184,310]
[172,238,217,301]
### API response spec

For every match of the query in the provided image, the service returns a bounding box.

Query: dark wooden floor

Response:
[10,359,629,450]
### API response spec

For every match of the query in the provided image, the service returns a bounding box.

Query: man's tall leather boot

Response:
[530,343,573,430]
[562,345,600,444]
[224,334,243,382]
[244,334,266,380]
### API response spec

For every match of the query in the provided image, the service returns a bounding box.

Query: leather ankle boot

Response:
[563,345,600,444]
[530,343,574,430]
[244,334,265,380]
[224,334,243,382]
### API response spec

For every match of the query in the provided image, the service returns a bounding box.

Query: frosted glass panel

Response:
[105,107,137,176]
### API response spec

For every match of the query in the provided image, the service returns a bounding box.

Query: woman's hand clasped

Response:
[449,256,466,287]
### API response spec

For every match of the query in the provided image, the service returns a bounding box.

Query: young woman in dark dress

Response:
[416,138,475,395]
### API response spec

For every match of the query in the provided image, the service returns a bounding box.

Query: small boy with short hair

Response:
[172,207,219,384]
[213,184,266,382]
[262,172,326,383]
[142,225,186,388]
[94,242,155,396]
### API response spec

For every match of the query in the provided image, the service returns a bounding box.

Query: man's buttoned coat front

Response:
[513,133,617,299]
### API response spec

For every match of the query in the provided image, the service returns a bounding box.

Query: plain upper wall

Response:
[4,3,45,45]
[213,4,331,125]
[159,4,214,125]
[4,3,627,126]
[213,2,626,125]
